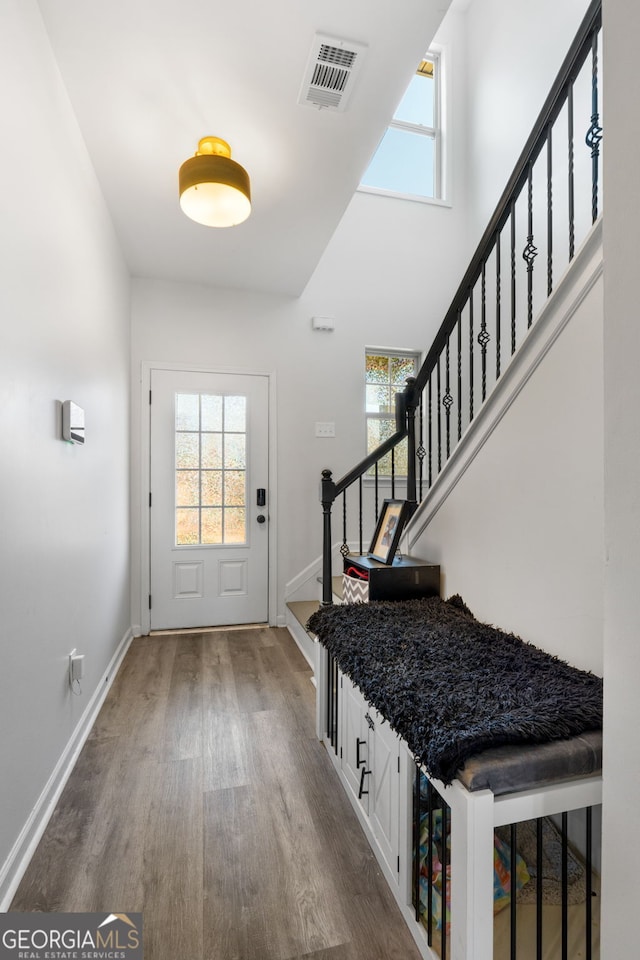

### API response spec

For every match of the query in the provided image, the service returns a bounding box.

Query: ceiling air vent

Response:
[298,34,367,112]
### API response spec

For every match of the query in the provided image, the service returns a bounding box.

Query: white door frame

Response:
[137,360,277,635]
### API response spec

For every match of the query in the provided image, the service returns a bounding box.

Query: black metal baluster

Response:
[443,335,453,460]
[496,233,502,380]
[321,469,335,606]
[457,311,462,441]
[441,803,448,960]
[436,359,442,474]
[358,475,363,556]
[523,161,538,329]
[328,654,333,746]
[413,765,422,922]
[561,812,569,960]
[428,376,433,488]
[391,447,396,499]
[427,780,434,943]
[469,292,475,422]
[547,127,553,296]
[331,659,340,753]
[341,491,348,558]
[478,261,490,401]
[536,817,543,960]
[510,822,517,960]
[568,83,575,260]
[417,397,425,501]
[374,462,379,520]
[586,807,593,960]
[586,31,603,223]
[510,201,517,354]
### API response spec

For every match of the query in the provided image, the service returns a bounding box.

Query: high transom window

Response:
[359,55,441,201]
[174,393,247,545]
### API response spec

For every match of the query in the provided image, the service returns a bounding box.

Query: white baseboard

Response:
[0,627,135,911]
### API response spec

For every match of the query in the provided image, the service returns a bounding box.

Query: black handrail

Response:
[414,0,601,395]
[319,0,602,606]
[331,389,409,496]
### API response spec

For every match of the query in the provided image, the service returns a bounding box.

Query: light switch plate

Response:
[315,421,336,438]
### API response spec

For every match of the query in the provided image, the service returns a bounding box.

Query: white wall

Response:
[0,0,130,901]
[130,6,471,627]
[465,0,592,245]
[600,0,640,954]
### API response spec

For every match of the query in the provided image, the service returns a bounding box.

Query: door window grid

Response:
[175,393,247,545]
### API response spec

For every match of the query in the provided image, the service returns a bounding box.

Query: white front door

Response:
[149,368,269,629]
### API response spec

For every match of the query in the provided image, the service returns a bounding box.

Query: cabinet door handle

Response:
[358,766,371,799]
[356,737,367,768]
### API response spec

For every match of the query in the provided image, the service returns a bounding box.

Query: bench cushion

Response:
[456,730,602,795]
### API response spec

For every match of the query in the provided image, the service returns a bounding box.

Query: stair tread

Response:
[287,600,321,630]
[287,575,344,632]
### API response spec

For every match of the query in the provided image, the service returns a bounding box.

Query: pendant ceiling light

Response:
[179,136,251,228]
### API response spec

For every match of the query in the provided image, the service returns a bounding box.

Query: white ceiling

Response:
[37,0,452,296]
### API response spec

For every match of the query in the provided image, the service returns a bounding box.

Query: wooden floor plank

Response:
[143,758,204,960]
[161,634,203,761]
[203,785,285,960]
[88,635,176,757]
[10,627,422,960]
[10,736,123,912]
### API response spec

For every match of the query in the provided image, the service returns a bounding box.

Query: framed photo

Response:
[368,499,408,564]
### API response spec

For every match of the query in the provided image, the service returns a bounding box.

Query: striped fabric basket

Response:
[343,565,369,604]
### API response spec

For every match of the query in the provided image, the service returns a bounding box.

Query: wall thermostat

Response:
[62,401,85,444]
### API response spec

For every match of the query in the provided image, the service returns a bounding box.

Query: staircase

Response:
[284,0,604,679]
[316,0,603,622]
[286,576,343,678]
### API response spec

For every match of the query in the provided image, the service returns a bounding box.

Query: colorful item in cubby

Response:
[417,808,530,932]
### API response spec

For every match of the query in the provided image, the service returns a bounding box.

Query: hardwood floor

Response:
[11,627,423,960]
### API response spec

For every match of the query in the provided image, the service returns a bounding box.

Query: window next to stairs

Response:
[359,52,443,202]
[365,349,419,477]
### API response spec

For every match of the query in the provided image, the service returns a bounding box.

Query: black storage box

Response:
[343,554,440,602]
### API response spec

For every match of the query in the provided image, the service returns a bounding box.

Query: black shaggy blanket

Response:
[307,596,603,785]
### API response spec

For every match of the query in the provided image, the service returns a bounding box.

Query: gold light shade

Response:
[179,136,251,228]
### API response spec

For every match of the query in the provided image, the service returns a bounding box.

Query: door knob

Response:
[257,514,266,524]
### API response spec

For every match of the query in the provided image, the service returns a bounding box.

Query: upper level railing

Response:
[320,0,602,604]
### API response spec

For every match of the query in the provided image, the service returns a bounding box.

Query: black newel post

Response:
[404,377,419,516]
[320,469,337,605]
